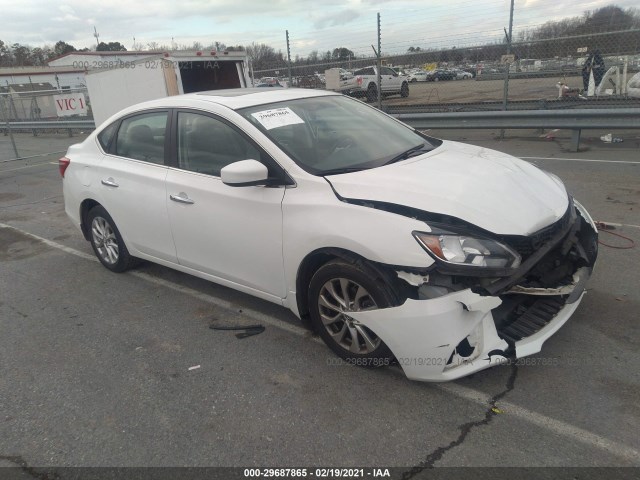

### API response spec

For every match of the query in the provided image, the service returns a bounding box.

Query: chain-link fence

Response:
[0,87,93,161]
[251,3,640,113]
[4,2,640,162]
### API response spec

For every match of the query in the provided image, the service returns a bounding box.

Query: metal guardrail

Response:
[2,109,638,153]
[394,108,640,151]
[2,120,95,131]
[386,98,640,113]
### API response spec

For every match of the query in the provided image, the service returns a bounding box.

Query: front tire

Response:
[308,260,396,365]
[87,205,138,273]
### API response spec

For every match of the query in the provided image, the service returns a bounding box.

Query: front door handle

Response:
[101,177,119,187]
[170,193,195,205]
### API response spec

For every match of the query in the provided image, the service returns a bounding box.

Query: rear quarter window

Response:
[97,122,118,151]
[114,112,168,165]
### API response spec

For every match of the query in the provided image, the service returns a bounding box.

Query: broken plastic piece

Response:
[209,323,266,339]
[235,326,265,339]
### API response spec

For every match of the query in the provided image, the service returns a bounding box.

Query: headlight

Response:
[573,199,597,232]
[413,231,521,269]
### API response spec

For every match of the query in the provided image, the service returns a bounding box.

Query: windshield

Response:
[237,95,441,175]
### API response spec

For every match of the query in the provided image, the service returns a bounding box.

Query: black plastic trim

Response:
[483,205,578,295]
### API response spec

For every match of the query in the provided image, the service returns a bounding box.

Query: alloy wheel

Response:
[317,278,381,354]
[91,216,119,265]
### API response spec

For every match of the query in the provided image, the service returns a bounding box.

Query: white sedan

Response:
[61,89,598,382]
[453,69,474,80]
[408,71,430,82]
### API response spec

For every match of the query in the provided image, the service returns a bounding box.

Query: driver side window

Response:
[177,112,261,177]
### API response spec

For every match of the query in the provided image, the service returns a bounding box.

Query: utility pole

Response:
[286,30,293,88]
[93,26,100,50]
[377,12,382,109]
[500,0,515,139]
[0,94,19,159]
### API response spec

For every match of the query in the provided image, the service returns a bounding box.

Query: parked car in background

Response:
[452,69,473,80]
[408,71,430,82]
[256,81,284,88]
[333,65,410,101]
[61,88,597,382]
[426,69,456,81]
[256,77,283,87]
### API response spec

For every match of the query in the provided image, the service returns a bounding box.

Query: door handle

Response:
[101,177,119,187]
[170,193,195,205]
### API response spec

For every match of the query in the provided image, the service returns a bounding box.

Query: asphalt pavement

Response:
[0,129,639,478]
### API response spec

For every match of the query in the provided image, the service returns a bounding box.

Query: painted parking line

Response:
[0,162,57,173]
[521,156,640,165]
[598,221,640,229]
[1,221,639,463]
[0,151,66,164]
[0,221,311,340]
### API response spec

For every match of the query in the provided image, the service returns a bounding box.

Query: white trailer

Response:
[85,51,251,126]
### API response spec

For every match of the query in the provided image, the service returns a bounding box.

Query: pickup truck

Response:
[327,65,410,101]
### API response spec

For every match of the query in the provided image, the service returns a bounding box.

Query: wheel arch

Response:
[79,198,101,241]
[295,247,405,320]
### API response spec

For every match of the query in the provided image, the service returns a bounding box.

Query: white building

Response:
[47,51,161,68]
[0,66,87,90]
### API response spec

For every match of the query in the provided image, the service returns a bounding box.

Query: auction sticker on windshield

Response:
[251,107,305,130]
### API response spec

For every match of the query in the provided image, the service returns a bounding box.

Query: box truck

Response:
[85,51,251,126]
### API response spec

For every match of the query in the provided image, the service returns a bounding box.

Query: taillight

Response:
[59,157,70,178]
[357,76,363,86]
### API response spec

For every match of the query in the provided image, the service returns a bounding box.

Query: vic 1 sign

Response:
[54,93,88,117]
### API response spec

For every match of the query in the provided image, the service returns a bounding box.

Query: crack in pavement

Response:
[0,455,59,480]
[401,363,519,478]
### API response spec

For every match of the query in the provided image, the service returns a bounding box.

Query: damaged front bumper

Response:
[349,288,586,381]
[349,199,598,382]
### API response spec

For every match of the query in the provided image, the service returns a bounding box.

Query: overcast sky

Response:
[1,0,637,57]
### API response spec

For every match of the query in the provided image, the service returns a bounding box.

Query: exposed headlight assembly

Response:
[413,231,521,270]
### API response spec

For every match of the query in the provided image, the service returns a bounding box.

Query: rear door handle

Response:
[101,177,119,187]
[170,193,195,205]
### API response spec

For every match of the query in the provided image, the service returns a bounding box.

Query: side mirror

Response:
[221,160,269,187]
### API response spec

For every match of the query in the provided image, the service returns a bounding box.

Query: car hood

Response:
[325,140,568,236]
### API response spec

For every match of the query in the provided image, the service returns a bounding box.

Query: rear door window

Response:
[114,112,168,165]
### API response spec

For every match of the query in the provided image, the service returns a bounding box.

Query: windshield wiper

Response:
[384,143,428,165]
[321,167,369,176]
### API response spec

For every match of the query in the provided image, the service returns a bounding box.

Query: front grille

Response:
[501,201,574,259]
[496,296,565,345]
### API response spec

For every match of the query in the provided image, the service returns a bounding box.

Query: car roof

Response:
[126,88,339,112]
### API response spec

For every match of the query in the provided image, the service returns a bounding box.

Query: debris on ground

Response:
[209,324,266,339]
[595,221,635,249]
[600,134,623,143]
[539,129,559,140]
[188,365,201,371]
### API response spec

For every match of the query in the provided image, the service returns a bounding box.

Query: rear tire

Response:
[308,260,396,366]
[400,82,409,98]
[366,84,378,102]
[87,205,138,273]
